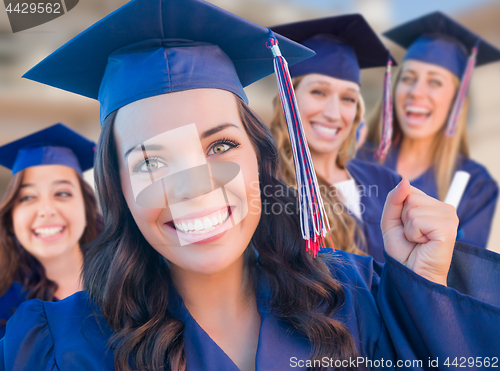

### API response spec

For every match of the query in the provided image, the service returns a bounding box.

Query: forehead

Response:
[114,89,241,149]
[21,165,78,185]
[402,60,454,78]
[300,73,359,92]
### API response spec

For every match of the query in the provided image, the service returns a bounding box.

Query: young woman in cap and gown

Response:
[2,1,500,370]
[357,12,499,249]
[269,15,402,262]
[0,124,102,338]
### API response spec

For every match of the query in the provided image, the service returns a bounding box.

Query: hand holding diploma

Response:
[381,179,459,286]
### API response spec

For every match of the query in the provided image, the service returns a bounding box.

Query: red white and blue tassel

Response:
[266,30,332,256]
[445,40,479,137]
[374,58,393,162]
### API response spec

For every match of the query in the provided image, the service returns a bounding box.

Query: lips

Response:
[404,105,431,126]
[163,205,235,244]
[32,225,66,241]
[172,207,230,234]
[311,121,340,139]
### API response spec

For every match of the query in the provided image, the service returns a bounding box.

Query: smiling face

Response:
[11,165,86,262]
[114,89,261,276]
[395,60,458,140]
[294,74,360,155]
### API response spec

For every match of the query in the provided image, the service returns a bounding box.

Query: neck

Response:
[170,254,260,371]
[310,149,349,185]
[39,243,83,299]
[399,135,435,165]
[171,255,253,321]
[396,135,436,181]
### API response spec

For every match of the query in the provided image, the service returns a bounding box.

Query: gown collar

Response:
[166,264,312,370]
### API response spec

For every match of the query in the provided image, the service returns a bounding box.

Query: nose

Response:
[37,199,57,218]
[163,165,214,206]
[408,77,426,99]
[322,95,341,121]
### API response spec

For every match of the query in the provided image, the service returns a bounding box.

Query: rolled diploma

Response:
[444,171,471,209]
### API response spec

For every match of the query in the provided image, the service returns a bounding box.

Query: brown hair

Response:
[366,64,470,201]
[269,76,367,255]
[0,170,103,301]
[83,98,359,371]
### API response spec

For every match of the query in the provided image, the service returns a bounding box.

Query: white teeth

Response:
[34,227,64,238]
[172,208,231,234]
[313,123,339,135]
[203,217,212,229]
[406,106,430,114]
[194,219,203,231]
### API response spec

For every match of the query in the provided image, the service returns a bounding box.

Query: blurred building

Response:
[1,0,499,251]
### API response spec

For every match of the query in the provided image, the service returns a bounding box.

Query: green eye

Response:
[211,143,230,154]
[142,159,165,172]
[133,157,167,173]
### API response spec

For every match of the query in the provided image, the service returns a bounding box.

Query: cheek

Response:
[11,207,33,237]
[297,96,319,121]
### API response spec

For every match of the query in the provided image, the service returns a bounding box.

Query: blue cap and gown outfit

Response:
[0,123,96,338]
[2,1,500,369]
[356,12,499,249]
[271,15,402,262]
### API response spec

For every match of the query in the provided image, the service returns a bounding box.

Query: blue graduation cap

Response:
[0,123,96,175]
[384,11,500,78]
[271,14,396,84]
[384,11,500,137]
[22,0,314,124]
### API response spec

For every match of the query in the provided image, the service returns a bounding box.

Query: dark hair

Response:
[84,97,358,371]
[0,170,103,301]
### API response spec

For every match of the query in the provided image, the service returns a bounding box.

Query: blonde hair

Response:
[269,76,367,255]
[366,64,469,201]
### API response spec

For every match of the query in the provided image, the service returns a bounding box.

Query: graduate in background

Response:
[0,124,102,337]
[3,1,500,370]
[270,15,401,262]
[358,12,499,248]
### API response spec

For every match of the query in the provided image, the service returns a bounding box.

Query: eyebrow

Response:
[124,123,239,159]
[403,69,444,78]
[20,180,76,189]
[305,80,331,87]
[124,144,165,160]
[306,80,359,93]
[200,123,239,139]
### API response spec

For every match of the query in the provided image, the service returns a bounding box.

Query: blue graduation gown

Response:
[357,143,499,248]
[346,159,401,262]
[1,242,500,370]
[0,283,27,339]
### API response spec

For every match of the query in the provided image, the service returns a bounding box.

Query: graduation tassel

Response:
[374,58,393,162]
[266,30,332,256]
[445,40,479,137]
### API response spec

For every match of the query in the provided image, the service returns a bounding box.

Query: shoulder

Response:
[320,248,382,291]
[0,282,26,311]
[458,156,498,193]
[3,291,113,370]
[355,142,377,162]
[347,158,401,188]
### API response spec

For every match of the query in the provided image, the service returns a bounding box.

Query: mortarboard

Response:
[384,12,500,137]
[22,0,314,124]
[0,123,96,175]
[384,11,500,78]
[271,14,396,84]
